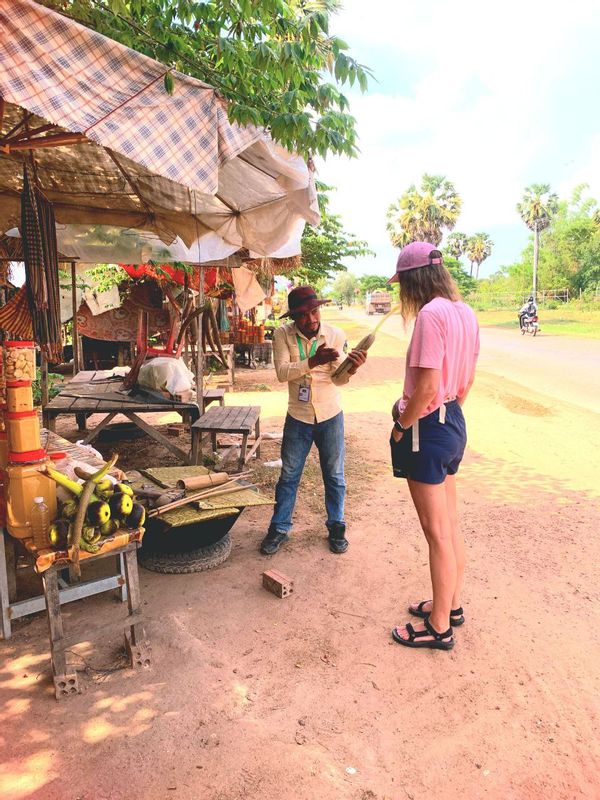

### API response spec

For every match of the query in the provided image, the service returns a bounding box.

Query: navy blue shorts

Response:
[390,400,467,484]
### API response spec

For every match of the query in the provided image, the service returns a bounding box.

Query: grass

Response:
[476,308,600,338]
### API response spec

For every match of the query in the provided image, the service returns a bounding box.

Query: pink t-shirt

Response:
[401,297,480,418]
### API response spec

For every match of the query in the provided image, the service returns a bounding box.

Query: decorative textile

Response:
[76,298,170,343]
[0,0,318,256]
[0,286,33,338]
[20,166,63,360]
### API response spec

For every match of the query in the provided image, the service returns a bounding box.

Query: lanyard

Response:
[296,334,318,361]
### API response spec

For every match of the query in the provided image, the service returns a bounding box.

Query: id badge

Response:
[298,385,311,403]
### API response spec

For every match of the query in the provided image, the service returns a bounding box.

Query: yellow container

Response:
[3,341,36,383]
[5,456,57,541]
[6,382,34,413]
[6,410,41,453]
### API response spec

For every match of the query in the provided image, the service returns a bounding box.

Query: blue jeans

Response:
[269,412,346,534]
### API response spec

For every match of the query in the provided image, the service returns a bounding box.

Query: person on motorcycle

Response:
[519,295,537,329]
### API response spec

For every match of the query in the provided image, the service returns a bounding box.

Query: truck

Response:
[365,290,392,315]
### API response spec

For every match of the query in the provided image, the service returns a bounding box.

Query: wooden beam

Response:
[71,262,79,376]
[0,132,87,153]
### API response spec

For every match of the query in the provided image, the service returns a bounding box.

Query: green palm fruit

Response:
[86,500,111,527]
[96,478,114,493]
[99,518,118,537]
[60,499,79,520]
[109,492,133,518]
[49,519,70,549]
[126,503,146,529]
[115,482,134,497]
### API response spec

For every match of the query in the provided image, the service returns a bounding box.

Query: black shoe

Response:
[260,528,289,555]
[327,523,348,554]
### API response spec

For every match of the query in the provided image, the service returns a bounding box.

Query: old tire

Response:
[139,532,232,574]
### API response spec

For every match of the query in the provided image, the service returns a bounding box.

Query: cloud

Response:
[317,0,600,277]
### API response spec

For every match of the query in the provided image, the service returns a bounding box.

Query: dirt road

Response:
[1,308,599,800]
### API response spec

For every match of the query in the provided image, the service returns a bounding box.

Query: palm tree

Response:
[386,174,462,247]
[466,233,493,278]
[517,184,559,297]
[446,231,469,260]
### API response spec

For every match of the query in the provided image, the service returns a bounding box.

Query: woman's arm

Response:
[392,367,440,441]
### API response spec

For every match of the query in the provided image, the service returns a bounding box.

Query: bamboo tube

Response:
[176,471,230,491]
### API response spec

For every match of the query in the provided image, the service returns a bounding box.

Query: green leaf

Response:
[164,72,175,95]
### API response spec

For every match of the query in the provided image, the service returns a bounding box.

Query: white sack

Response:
[137,357,194,397]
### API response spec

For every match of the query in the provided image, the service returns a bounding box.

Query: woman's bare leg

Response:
[445,474,465,610]
[394,479,455,639]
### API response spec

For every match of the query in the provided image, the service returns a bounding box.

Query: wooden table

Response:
[191,406,262,471]
[42,370,200,463]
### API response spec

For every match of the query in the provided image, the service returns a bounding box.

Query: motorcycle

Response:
[520,314,540,336]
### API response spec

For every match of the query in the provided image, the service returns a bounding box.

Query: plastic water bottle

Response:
[31,496,50,550]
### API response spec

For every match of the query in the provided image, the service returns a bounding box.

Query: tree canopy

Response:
[465,232,493,279]
[482,185,600,295]
[48,0,372,159]
[386,174,462,247]
[329,271,358,305]
[445,231,469,260]
[517,184,559,232]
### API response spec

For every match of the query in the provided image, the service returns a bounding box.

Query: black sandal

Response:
[409,600,465,627]
[392,617,454,651]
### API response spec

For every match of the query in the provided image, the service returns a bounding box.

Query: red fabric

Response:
[119,264,222,292]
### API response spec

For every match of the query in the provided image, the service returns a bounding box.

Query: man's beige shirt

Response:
[273,321,351,424]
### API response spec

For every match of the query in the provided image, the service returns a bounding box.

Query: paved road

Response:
[340,307,600,414]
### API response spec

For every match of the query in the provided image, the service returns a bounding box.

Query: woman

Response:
[388,241,479,651]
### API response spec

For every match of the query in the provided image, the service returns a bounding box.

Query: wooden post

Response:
[40,351,49,408]
[71,261,79,376]
[196,265,204,408]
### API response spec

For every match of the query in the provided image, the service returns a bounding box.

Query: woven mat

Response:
[141,465,210,488]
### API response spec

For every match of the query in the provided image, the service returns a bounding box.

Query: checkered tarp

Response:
[0,0,319,256]
[0,0,260,194]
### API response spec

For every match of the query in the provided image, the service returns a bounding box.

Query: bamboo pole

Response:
[71,261,79,376]
[41,352,49,407]
[196,265,205,411]
[148,478,254,517]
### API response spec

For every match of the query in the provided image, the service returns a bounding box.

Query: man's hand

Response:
[346,348,367,375]
[308,343,339,368]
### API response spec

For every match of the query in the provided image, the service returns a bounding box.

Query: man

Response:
[260,285,367,555]
[519,295,537,329]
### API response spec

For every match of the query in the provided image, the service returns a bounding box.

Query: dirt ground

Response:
[1,307,600,800]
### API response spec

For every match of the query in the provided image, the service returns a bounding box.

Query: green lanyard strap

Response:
[296,334,318,361]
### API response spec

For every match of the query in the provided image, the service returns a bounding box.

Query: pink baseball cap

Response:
[388,241,443,283]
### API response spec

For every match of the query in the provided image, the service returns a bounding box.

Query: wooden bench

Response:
[201,388,226,413]
[191,405,261,471]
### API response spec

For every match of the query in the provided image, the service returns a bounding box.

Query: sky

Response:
[316,0,600,279]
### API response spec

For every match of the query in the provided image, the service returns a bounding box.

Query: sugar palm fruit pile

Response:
[45,454,146,554]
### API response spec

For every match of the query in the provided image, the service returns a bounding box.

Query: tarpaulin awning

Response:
[0,0,319,255]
